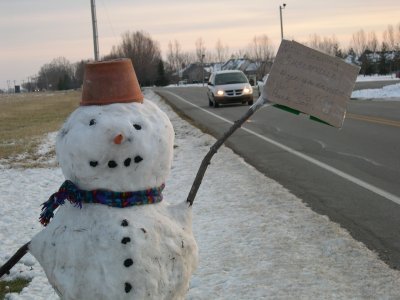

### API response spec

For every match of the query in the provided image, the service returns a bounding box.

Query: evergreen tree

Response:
[393,51,400,75]
[57,74,72,90]
[334,44,343,58]
[359,50,374,75]
[347,48,357,64]
[378,43,390,75]
[155,60,169,86]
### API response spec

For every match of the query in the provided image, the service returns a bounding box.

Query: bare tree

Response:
[107,30,162,86]
[231,49,248,59]
[351,29,367,57]
[180,52,196,69]
[166,40,182,73]
[37,57,74,90]
[195,38,206,63]
[306,34,343,56]
[396,23,400,49]
[247,35,275,79]
[165,40,197,75]
[74,60,90,88]
[307,34,321,51]
[247,35,274,61]
[215,39,229,63]
[383,24,396,51]
[366,31,379,53]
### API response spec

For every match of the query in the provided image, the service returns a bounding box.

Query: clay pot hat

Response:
[81,58,143,105]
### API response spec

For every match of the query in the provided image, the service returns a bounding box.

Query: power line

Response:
[99,0,118,45]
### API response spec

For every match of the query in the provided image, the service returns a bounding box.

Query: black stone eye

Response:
[133,124,141,130]
[124,259,134,267]
[134,156,143,163]
[89,161,98,167]
[89,119,96,126]
[121,237,131,244]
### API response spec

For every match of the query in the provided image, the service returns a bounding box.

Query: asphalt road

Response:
[154,84,400,269]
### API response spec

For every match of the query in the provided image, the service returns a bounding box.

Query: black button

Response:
[124,259,133,267]
[125,282,132,293]
[121,219,129,227]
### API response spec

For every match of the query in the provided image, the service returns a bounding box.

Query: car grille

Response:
[225,89,243,96]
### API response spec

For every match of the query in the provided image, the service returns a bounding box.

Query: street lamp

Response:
[279,3,286,41]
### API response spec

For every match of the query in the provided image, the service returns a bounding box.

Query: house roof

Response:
[221,58,259,72]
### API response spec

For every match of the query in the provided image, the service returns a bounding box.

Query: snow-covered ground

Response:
[351,73,400,100]
[1,88,400,299]
[351,83,400,99]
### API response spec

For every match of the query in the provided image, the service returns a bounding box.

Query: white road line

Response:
[163,90,400,206]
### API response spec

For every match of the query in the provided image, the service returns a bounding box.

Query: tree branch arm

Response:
[187,96,268,206]
[0,242,30,279]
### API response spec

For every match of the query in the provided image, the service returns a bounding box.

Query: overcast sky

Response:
[0,0,399,90]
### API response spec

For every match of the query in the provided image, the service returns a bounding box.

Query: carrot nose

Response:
[113,134,124,145]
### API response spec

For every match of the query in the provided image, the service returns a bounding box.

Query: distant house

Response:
[180,63,211,84]
[221,58,251,71]
[206,63,224,74]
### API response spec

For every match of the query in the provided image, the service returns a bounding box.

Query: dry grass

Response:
[0,91,80,168]
[0,278,31,299]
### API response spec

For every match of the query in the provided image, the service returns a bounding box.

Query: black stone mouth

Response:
[89,155,143,169]
[124,158,131,167]
[108,160,118,168]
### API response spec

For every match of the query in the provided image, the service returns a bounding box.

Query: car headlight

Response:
[216,90,224,96]
[243,86,253,94]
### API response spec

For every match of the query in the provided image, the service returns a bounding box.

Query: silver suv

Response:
[207,70,254,108]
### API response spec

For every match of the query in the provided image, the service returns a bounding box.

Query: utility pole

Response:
[201,54,205,86]
[279,3,286,41]
[90,0,100,61]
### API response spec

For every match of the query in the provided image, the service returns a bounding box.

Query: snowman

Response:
[28,59,198,299]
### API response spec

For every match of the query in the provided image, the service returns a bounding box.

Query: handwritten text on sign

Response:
[263,40,360,128]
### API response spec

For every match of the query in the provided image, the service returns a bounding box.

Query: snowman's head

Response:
[55,100,174,192]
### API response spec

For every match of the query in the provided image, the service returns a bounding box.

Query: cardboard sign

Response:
[263,40,360,128]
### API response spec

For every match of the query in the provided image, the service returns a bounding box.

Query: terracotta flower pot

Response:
[81,58,143,106]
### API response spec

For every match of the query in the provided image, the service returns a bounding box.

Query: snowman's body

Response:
[29,100,198,299]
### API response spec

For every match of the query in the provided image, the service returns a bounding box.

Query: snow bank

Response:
[351,83,400,100]
[356,74,400,82]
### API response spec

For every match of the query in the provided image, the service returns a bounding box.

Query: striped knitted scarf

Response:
[40,180,164,226]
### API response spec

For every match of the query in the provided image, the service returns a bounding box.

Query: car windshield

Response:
[215,72,248,85]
